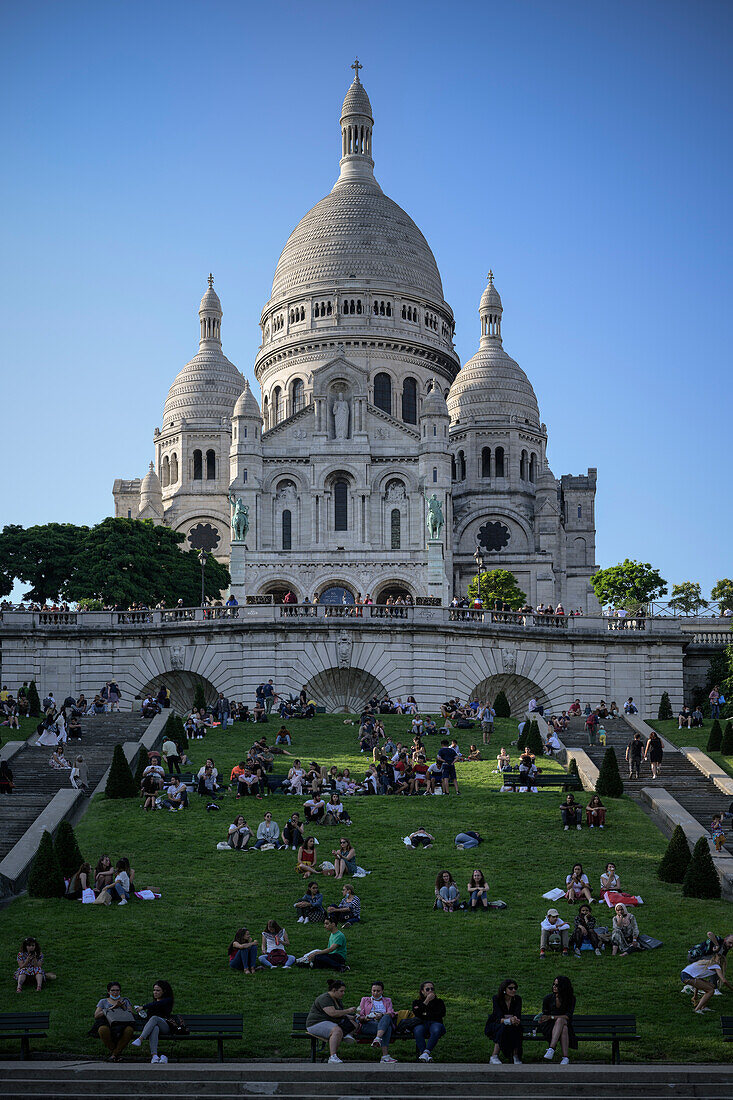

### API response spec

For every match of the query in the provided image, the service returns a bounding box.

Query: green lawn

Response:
[652,719,733,783]
[0,716,37,749]
[2,714,732,1064]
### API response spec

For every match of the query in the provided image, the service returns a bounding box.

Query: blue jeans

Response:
[712,703,721,719]
[138,1015,170,1055]
[112,882,129,901]
[258,953,295,968]
[455,833,479,848]
[469,888,488,906]
[254,838,285,849]
[414,1020,445,1053]
[229,945,257,970]
[358,1018,393,1047]
[436,885,458,909]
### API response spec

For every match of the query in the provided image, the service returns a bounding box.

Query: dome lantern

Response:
[337,58,376,187]
[199,273,222,346]
[479,270,503,342]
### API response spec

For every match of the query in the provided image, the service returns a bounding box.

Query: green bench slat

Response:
[721,1016,733,1039]
[0,1013,50,1060]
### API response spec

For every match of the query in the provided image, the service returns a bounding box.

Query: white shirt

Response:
[197,765,218,781]
[541,916,569,931]
[566,873,590,892]
[683,959,722,980]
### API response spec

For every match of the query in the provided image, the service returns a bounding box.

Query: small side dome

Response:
[140,460,162,495]
[422,379,449,417]
[233,380,261,419]
[139,461,163,517]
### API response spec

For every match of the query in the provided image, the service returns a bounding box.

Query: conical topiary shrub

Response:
[526,720,545,757]
[27,829,66,897]
[658,692,673,720]
[53,820,83,878]
[658,824,691,883]
[174,713,188,751]
[27,680,41,718]
[567,756,580,781]
[682,835,722,899]
[134,748,147,790]
[721,721,733,756]
[105,744,138,798]
[493,691,511,718]
[707,720,722,753]
[595,746,624,798]
[193,683,206,713]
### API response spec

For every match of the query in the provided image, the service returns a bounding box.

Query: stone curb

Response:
[680,746,733,797]
[639,785,733,901]
[0,789,84,897]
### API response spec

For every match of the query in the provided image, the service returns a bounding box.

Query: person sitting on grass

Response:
[130,980,175,1063]
[94,980,136,1061]
[408,827,434,848]
[259,920,295,968]
[518,750,539,792]
[275,725,292,745]
[66,861,93,900]
[94,855,115,893]
[227,815,252,851]
[565,863,592,905]
[435,870,459,912]
[254,811,285,849]
[539,908,570,958]
[294,881,326,923]
[485,977,523,1064]
[599,862,621,899]
[560,794,582,831]
[304,794,326,824]
[325,791,352,827]
[296,836,322,877]
[327,883,361,926]
[681,951,733,1014]
[611,902,640,956]
[300,918,349,971]
[305,978,358,1064]
[467,868,489,910]
[140,769,161,812]
[357,980,397,1062]
[464,744,483,761]
[332,837,357,880]
[285,760,306,795]
[394,761,415,796]
[412,980,446,1062]
[162,778,188,812]
[537,975,576,1064]
[585,794,606,829]
[496,748,511,773]
[95,859,131,906]
[197,765,224,800]
[14,937,55,992]
[236,766,262,799]
[571,903,602,957]
[283,811,304,850]
[228,927,257,974]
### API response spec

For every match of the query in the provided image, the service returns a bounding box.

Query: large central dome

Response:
[269,70,446,306]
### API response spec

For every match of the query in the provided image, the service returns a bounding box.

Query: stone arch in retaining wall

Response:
[303,667,387,714]
[470,673,550,717]
[138,670,219,713]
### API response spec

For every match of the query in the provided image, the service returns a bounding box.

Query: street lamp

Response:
[198,548,209,607]
[473,547,485,605]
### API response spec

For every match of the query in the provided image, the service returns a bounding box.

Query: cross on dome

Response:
[208,273,214,288]
[351,57,362,82]
[487,270,494,286]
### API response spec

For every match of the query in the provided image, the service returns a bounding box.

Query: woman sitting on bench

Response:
[537,975,577,1063]
[130,980,175,1063]
[357,980,397,1062]
[305,978,358,1064]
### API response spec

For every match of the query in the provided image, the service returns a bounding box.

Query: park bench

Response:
[162,772,194,786]
[721,1016,733,1041]
[521,1013,639,1064]
[0,1012,49,1059]
[502,773,581,792]
[135,1013,242,1061]
[291,1011,412,1062]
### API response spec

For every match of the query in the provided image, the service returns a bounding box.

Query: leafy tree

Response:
[590,559,667,613]
[105,744,138,798]
[682,836,721,899]
[493,690,511,718]
[467,569,527,609]
[595,746,623,798]
[668,581,708,616]
[27,680,40,718]
[711,579,733,614]
[707,720,722,753]
[64,518,230,607]
[0,523,88,603]
[193,683,207,712]
[658,692,672,720]
[721,721,733,756]
[53,820,83,878]
[658,824,691,883]
[27,829,66,897]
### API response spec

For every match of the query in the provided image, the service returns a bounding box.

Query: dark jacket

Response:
[412,995,446,1023]
[539,991,577,1048]
[484,993,522,1039]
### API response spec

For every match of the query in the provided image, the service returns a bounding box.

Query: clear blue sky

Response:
[2,0,731,599]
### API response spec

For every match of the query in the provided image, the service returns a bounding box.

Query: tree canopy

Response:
[0,518,230,607]
[711,579,733,613]
[590,559,667,612]
[467,568,527,609]
[668,581,708,616]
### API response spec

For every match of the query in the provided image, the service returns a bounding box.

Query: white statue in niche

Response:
[333,394,349,439]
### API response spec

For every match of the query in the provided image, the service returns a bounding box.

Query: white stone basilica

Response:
[113,63,599,611]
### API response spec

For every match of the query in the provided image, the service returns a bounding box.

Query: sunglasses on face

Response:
[423,986,434,991]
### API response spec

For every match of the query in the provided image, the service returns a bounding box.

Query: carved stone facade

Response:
[112,68,599,611]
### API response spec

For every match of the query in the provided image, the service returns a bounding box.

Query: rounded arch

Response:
[262,468,306,496]
[469,673,550,716]
[302,667,388,714]
[455,506,534,546]
[372,466,419,495]
[259,581,300,603]
[375,583,413,603]
[138,670,218,713]
[317,583,355,605]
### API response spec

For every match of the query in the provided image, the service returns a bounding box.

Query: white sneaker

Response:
[118,898,127,905]
[381,1054,397,1062]
[131,1038,141,1047]
[297,916,305,923]
[576,824,582,830]
[418,1049,431,1061]
[158,1055,168,1064]
[328,1054,343,1063]
[589,824,594,829]
[564,825,569,831]
[560,1057,570,1065]
[714,989,723,995]
[544,1046,555,1060]
[151,1055,160,1063]
[489,1054,501,1064]
[513,1056,522,1064]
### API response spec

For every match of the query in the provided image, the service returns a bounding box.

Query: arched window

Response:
[451,454,457,481]
[520,450,528,480]
[292,378,305,413]
[170,453,178,483]
[374,372,392,415]
[458,450,466,480]
[495,446,505,478]
[206,449,216,480]
[193,449,202,480]
[334,480,348,531]
[481,447,491,478]
[390,508,401,549]
[282,509,292,551]
[402,377,417,424]
[161,456,170,487]
[273,386,282,423]
[432,466,438,483]
[262,396,269,429]
[529,454,536,483]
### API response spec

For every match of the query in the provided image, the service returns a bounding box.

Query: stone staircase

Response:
[0,1063,731,1100]
[0,714,149,861]
[561,716,733,851]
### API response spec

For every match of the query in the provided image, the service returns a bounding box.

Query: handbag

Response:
[166,1014,189,1035]
[267,948,288,966]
